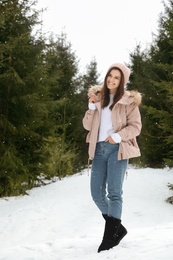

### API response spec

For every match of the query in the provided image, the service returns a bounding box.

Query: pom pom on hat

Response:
[108,62,131,86]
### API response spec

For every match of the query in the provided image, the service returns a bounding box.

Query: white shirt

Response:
[88,94,122,143]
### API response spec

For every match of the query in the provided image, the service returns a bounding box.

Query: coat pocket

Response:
[120,139,141,159]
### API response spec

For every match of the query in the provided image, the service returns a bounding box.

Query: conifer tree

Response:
[43,33,83,175]
[128,0,173,168]
[0,0,50,196]
[45,40,100,173]
[0,0,100,196]
[148,0,173,167]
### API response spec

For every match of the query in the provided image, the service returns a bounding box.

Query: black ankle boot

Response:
[114,223,127,246]
[98,216,121,253]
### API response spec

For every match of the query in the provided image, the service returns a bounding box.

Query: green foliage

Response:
[0,0,101,197]
[41,136,77,179]
[128,0,173,168]
[0,0,49,196]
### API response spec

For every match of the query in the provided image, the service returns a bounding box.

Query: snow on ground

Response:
[0,166,173,260]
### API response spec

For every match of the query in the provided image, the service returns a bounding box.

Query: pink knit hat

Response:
[108,62,131,86]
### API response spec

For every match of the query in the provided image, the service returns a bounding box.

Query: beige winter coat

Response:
[82,89,142,160]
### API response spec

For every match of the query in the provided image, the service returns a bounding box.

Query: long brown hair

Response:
[101,67,125,110]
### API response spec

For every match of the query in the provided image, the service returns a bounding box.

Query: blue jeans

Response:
[90,142,127,219]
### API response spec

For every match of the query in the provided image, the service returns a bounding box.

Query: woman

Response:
[82,62,142,253]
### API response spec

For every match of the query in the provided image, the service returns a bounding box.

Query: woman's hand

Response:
[105,136,116,144]
[88,93,99,103]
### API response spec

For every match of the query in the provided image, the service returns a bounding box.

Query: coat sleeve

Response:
[82,109,96,131]
[117,104,142,141]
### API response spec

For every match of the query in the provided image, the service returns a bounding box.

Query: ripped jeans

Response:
[90,142,127,219]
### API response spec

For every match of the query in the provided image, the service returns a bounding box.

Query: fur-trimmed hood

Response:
[88,85,142,106]
[119,90,142,106]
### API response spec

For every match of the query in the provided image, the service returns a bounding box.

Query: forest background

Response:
[0,0,173,197]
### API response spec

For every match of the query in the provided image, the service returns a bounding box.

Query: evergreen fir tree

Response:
[43,33,83,176]
[0,0,50,196]
[0,1,100,196]
[128,0,173,168]
[149,0,173,167]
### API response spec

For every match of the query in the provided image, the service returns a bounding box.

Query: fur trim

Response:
[128,90,142,106]
[87,85,102,102]
[87,85,142,106]
[87,85,102,97]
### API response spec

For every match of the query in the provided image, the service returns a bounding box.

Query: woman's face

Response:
[106,69,121,94]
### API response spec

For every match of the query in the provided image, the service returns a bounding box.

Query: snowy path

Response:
[0,167,173,259]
